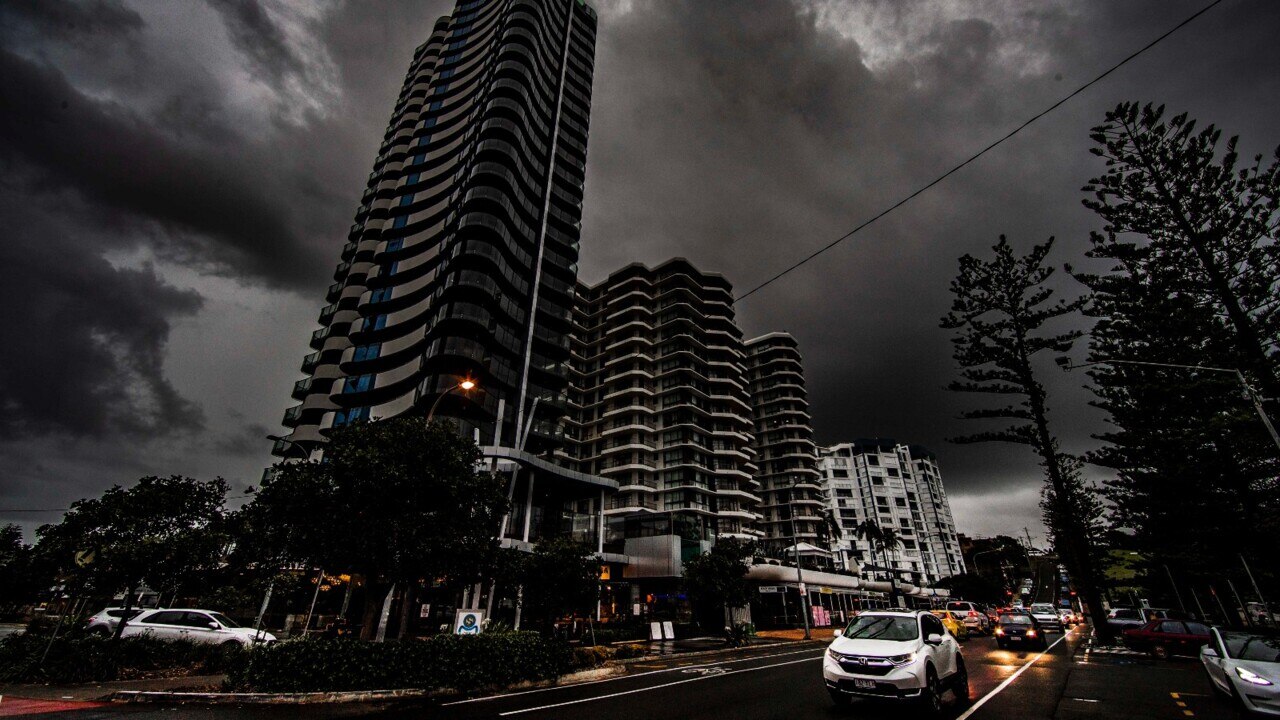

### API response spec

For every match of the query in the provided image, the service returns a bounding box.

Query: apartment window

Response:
[434,84,449,95]
[866,455,880,465]
[352,344,381,362]
[416,135,431,148]
[343,374,374,393]
[398,193,414,207]
[392,215,408,229]
[895,497,907,507]
[429,101,443,111]
[384,238,403,253]
[369,288,393,304]
[334,406,370,427]
[362,315,387,332]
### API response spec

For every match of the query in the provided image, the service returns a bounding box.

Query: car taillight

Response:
[969,611,978,618]
[995,628,1004,635]
[1026,629,1037,637]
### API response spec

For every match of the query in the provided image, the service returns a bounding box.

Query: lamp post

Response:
[267,434,310,460]
[787,495,811,640]
[970,548,1001,577]
[1058,358,1280,453]
[426,379,477,424]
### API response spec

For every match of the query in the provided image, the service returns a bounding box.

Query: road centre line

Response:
[955,625,1077,720]
[497,656,823,716]
[441,647,822,705]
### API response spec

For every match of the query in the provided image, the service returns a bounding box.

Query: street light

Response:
[786,487,812,640]
[266,434,309,460]
[1057,357,1280,453]
[425,378,478,423]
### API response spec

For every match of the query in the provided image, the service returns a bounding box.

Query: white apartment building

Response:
[819,440,966,586]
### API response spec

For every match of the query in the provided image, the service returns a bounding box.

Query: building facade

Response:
[277,0,598,460]
[819,440,966,585]
[745,334,825,560]
[564,259,762,594]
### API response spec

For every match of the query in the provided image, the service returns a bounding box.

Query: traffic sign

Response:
[453,609,484,635]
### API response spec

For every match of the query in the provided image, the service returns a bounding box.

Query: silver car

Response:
[1201,628,1280,716]
[84,607,144,636]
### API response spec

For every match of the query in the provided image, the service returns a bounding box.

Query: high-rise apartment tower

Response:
[277,0,597,459]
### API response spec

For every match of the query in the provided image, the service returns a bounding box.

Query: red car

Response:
[1122,619,1212,659]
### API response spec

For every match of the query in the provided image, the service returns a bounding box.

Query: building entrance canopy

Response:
[747,563,950,598]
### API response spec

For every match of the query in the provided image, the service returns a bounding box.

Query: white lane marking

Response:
[681,667,727,676]
[441,647,821,705]
[497,655,823,716]
[955,625,1077,720]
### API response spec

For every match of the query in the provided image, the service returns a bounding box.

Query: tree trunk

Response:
[397,583,415,640]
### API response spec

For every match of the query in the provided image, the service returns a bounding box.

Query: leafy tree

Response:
[1075,103,1280,594]
[516,537,601,630]
[683,538,755,631]
[940,236,1112,639]
[242,417,508,639]
[33,476,230,638]
[934,573,1007,605]
[0,524,41,610]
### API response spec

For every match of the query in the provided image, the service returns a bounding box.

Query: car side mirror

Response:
[833,629,842,638]
[207,622,220,630]
[926,633,944,645]
[1201,647,1218,658]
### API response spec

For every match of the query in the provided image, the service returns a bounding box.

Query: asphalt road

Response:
[0,625,1241,719]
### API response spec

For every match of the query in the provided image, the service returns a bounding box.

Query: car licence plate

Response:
[853,679,876,690]
[1009,636,1022,641]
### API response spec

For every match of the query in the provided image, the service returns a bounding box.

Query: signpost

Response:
[454,609,485,635]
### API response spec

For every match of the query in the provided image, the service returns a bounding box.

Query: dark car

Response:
[1122,619,1212,660]
[995,612,1048,650]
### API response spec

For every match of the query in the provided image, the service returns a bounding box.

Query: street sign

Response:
[453,609,484,635]
[74,549,95,567]
[419,603,432,619]
[758,585,784,594]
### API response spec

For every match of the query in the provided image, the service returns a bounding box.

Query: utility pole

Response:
[788,490,811,640]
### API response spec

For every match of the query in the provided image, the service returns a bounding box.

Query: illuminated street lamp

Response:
[426,378,478,423]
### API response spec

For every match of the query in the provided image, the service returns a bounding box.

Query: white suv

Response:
[120,609,275,646]
[824,610,969,714]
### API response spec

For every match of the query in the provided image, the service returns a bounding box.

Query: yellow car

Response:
[931,610,970,640]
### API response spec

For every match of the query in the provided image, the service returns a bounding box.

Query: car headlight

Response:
[827,647,843,661]
[1236,667,1274,686]
[888,653,915,666]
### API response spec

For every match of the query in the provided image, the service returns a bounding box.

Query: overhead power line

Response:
[734,0,1227,304]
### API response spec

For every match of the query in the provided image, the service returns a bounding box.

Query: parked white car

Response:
[824,610,969,715]
[84,607,144,636]
[120,609,274,646]
[1201,627,1280,716]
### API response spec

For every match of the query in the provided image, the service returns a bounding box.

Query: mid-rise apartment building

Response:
[564,259,762,588]
[745,334,824,559]
[819,440,966,585]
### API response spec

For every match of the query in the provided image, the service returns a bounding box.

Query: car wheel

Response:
[828,689,851,707]
[952,658,971,706]
[220,639,242,649]
[86,626,109,637]
[919,666,943,716]
[1152,645,1170,661]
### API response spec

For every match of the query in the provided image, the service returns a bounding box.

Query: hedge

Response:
[0,632,245,684]
[226,632,572,693]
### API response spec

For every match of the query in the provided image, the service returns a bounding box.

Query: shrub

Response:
[226,632,572,693]
[612,643,647,660]
[0,632,246,684]
[568,645,614,670]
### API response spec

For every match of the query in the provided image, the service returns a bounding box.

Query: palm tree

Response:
[816,508,843,570]
[877,528,904,605]
[853,520,884,580]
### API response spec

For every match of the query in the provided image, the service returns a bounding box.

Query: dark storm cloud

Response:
[0,191,204,439]
[0,49,321,288]
[208,0,307,86]
[2,0,143,46]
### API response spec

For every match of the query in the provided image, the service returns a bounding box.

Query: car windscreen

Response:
[209,612,240,628]
[1000,615,1032,625]
[1221,632,1280,662]
[843,615,919,641]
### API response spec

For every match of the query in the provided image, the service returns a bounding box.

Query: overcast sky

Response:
[2,0,1278,543]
